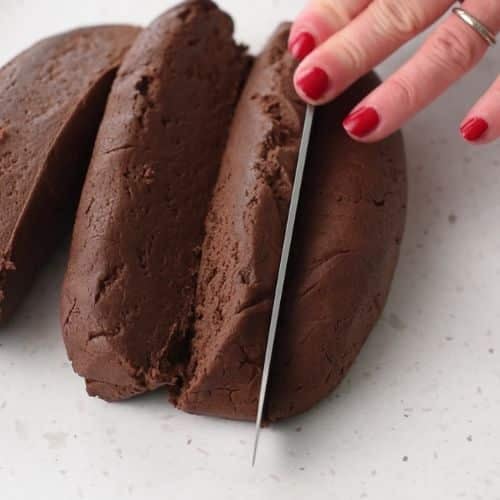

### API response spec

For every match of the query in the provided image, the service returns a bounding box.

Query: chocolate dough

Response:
[266,72,406,421]
[61,0,250,400]
[0,25,139,324]
[61,7,406,420]
[176,27,407,421]
[176,23,306,419]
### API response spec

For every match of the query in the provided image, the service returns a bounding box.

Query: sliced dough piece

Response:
[177,27,407,421]
[176,23,304,419]
[266,72,406,421]
[61,1,250,401]
[0,25,140,324]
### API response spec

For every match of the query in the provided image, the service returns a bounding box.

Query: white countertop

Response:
[1,1,500,499]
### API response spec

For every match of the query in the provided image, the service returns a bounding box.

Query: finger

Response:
[294,0,452,103]
[460,75,500,144]
[289,0,372,61]
[342,0,500,142]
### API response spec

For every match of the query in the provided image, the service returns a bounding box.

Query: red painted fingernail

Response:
[460,117,488,142]
[343,107,380,137]
[289,32,316,61]
[296,67,329,101]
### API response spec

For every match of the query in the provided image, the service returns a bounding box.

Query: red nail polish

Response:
[296,67,329,101]
[343,107,380,137]
[289,32,316,61]
[460,117,488,142]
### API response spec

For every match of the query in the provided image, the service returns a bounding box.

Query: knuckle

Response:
[427,25,481,74]
[315,0,354,25]
[385,75,419,108]
[336,36,366,72]
[373,0,428,41]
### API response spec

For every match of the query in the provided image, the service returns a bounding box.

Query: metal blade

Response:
[252,104,315,466]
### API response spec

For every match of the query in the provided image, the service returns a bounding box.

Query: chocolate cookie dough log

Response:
[267,73,407,421]
[61,1,250,401]
[176,24,306,419]
[0,25,139,324]
[177,67,406,419]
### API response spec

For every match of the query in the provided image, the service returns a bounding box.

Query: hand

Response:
[289,0,499,144]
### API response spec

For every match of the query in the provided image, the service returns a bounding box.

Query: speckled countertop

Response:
[1,1,499,499]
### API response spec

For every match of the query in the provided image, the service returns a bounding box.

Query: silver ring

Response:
[452,7,496,47]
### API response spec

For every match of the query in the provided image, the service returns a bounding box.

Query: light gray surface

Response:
[1,1,499,499]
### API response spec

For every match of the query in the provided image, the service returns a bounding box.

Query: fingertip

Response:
[342,128,392,144]
[342,131,380,143]
[460,117,489,143]
[294,65,332,104]
[288,31,316,62]
[288,8,343,60]
[342,106,381,138]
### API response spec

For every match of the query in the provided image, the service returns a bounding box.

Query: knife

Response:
[252,104,315,466]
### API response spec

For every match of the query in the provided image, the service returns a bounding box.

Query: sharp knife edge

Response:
[252,104,315,466]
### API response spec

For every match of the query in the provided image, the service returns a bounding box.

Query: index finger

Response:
[289,0,372,60]
[293,0,452,103]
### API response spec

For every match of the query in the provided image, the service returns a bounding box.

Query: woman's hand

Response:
[289,0,499,144]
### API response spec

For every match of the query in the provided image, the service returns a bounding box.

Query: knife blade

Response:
[251,104,315,466]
